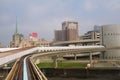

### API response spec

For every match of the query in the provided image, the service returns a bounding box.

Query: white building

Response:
[100,25,120,59]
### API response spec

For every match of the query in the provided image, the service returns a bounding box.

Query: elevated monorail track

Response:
[5,46,120,80]
[5,55,47,80]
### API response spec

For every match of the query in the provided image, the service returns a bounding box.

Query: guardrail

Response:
[30,58,48,80]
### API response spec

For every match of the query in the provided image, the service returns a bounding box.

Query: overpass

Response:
[0,46,105,66]
[52,39,100,46]
[1,46,120,80]
[1,45,120,67]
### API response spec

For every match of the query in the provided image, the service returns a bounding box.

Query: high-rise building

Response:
[62,21,79,41]
[54,21,79,41]
[54,30,66,41]
[54,30,62,41]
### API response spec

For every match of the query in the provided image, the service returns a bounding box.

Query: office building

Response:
[62,21,79,41]
[81,31,100,40]
[54,21,79,41]
[79,30,100,45]
[54,30,65,41]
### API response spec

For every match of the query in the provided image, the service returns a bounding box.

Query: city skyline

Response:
[1,0,120,46]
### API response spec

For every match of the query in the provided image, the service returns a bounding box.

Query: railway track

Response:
[5,55,47,80]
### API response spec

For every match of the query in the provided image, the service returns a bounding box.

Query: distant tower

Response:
[13,17,23,47]
[15,17,18,35]
[12,17,20,47]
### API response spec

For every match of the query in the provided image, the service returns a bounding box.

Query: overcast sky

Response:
[1,0,120,46]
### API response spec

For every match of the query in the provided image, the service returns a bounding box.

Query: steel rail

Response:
[23,56,28,80]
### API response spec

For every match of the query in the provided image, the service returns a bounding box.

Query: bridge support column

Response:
[89,52,92,65]
[52,55,58,68]
[54,58,58,68]
[100,51,105,59]
[74,53,77,60]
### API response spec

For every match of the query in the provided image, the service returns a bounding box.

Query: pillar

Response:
[52,55,58,68]
[74,53,77,60]
[89,52,92,65]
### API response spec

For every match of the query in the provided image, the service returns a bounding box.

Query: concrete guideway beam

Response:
[1,45,120,67]
[5,46,120,80]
